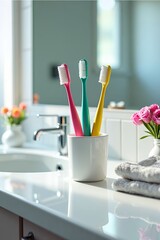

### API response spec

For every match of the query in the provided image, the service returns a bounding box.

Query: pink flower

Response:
[152,109,160,125]
[149,104,159,114]
[139,106,151,123]
[132,104,160,139]
[19,102,27,110]
[131,112,142,125]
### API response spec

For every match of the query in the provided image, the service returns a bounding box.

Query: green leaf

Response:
[140,135,151,140]
[144,130,152,135]
[142,122,156,138]
[158,125,160,139]
[153,123,158,138]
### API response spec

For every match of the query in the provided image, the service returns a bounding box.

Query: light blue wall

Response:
[33,0,130,108]
[130,1,160,108]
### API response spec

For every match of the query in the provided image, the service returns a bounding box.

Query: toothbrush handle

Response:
[82,81,91,136]
[65,84,83,136]
[91,85,106,136]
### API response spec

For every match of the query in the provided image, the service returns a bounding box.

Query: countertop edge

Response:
[0,189,115,240]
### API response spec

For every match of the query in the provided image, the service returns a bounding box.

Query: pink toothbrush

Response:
[57,64,83,136]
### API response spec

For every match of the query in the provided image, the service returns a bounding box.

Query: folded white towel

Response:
[115,156,160,184]
[112,178,160,199]
[112,156,160,199]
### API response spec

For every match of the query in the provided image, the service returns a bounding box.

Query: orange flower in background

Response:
[12,107,21,118]
[1,107,9,115]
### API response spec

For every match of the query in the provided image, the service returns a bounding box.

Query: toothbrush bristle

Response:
[58,64,70,85]
[99,65,111,84]
[79,59,87,79]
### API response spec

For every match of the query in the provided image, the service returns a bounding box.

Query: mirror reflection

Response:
[33,0,160,109]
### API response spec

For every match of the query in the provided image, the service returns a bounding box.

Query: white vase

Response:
[148,139,160,158]
[1,125,26,147]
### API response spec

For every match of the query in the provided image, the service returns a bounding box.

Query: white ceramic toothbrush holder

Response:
[68,134,108,182]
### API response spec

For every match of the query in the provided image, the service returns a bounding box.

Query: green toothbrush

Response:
[79,59,91,136]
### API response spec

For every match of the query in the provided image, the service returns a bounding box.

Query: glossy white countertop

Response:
[0,147,160,240]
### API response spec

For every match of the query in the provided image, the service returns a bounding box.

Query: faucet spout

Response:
[33,126,62,140]
[33,115,69,156]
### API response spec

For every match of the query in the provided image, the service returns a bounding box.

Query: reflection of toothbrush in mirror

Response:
[79,59,91,136]
[58,64,83,136]
[92,65,112,136]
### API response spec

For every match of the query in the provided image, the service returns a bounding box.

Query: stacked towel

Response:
[112,156,160,199]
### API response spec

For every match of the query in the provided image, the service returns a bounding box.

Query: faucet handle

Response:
[37,114,59,117]
[37,114,69,125]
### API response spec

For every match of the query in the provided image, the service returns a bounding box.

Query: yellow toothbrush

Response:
[92,65,112,136]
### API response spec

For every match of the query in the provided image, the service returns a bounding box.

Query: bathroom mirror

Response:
[32,0,160,109]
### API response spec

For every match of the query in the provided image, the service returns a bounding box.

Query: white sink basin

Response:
[0,151,68,173]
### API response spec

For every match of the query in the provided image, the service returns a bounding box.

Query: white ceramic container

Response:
[68,134,108,182]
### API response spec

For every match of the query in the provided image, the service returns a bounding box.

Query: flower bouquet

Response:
[0,102,27,147]
[131,104,160,139]
[0,102,27,126]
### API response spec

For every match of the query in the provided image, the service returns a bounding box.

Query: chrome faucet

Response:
[33,115,69,156]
